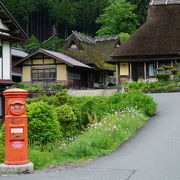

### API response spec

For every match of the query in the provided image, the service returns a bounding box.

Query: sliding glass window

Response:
[32,68,56,81]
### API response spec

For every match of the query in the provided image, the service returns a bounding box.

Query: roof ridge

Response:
[95,35,119,42]
[72,31,96,44]
[11,47,25,51]
[150,0,180,5]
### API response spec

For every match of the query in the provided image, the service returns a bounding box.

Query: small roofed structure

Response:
[110,0,180,83]
[63,31,120,88]
[14,49,92,89]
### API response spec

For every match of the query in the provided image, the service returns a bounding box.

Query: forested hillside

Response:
[1,0,149,42]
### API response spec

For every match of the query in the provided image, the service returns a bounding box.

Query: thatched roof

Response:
[112,2,180,59]
[63,31,120,70]
[0,2,27,41]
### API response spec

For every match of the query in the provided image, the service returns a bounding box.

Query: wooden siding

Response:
[22,66,31,81]
[120,63,129,76]
[57,65,67,81]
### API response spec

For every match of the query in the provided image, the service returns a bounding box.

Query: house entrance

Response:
[132,62,144,81]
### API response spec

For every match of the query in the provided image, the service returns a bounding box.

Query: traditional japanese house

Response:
[14,49,92,89]
[63,31,120,88]
[110,0,180,83]
[0,2,27,88]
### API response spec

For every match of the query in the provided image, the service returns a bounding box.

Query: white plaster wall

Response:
[2,41,11,80]
[0,58,2,79]
[0,39,2,79]
[0,19,9,31]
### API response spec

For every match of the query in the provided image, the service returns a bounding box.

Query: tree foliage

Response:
[23,35,40,53]
[1,0,149,40]
[127,0,149,25]
[96,0,138,36]
[120,32,131,44]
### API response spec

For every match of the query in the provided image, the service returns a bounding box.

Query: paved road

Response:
[2,93,180,180]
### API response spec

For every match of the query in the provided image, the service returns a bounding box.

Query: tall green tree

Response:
[72,0,110,36]
[127,0,149,25]
[96,0,138,36]
[59,0,76,37]
[1,0,36,23]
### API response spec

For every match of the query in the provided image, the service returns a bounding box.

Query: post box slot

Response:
[10,127,24,140]
[11,133,24,141]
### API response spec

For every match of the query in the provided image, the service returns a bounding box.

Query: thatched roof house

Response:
[63,31,120,70]
[61,31,121,88]
[110,0,180,82]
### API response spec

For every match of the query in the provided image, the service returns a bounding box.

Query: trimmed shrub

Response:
[56,104,78,137]
[162,65,173,71]
[52,89,74,106]
[108,90,157,116]
[156,73,170,82]
[12,82,26,89]
[171,69,179,75]
[51,84,63,91]
[27,102,61,144]
[26,95,53,105]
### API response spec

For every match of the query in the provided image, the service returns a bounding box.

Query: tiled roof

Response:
[41,49,92,68]
[66,31,119,45]
[94,36,119,42]
[13,48,92,69]
[150,0,180,5]
[11,48,28,58]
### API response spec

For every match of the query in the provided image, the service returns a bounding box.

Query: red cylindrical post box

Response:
[3,88,29,165]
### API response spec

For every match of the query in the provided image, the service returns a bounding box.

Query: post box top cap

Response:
[3,88,29,95]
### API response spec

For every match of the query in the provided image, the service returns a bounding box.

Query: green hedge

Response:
[123,80,180,93]
[27,102,61,144]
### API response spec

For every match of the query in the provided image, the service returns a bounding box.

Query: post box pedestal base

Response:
[0,162,34,175]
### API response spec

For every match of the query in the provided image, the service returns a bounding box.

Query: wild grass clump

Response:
[64,108,147,158]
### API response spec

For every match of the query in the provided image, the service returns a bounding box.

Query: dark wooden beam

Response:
[10,29,20,34]
[0,9,4,13]
[23,63,64,67]
[31,57,56,60]
[0,28,10,34]
[2,20,12,24]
